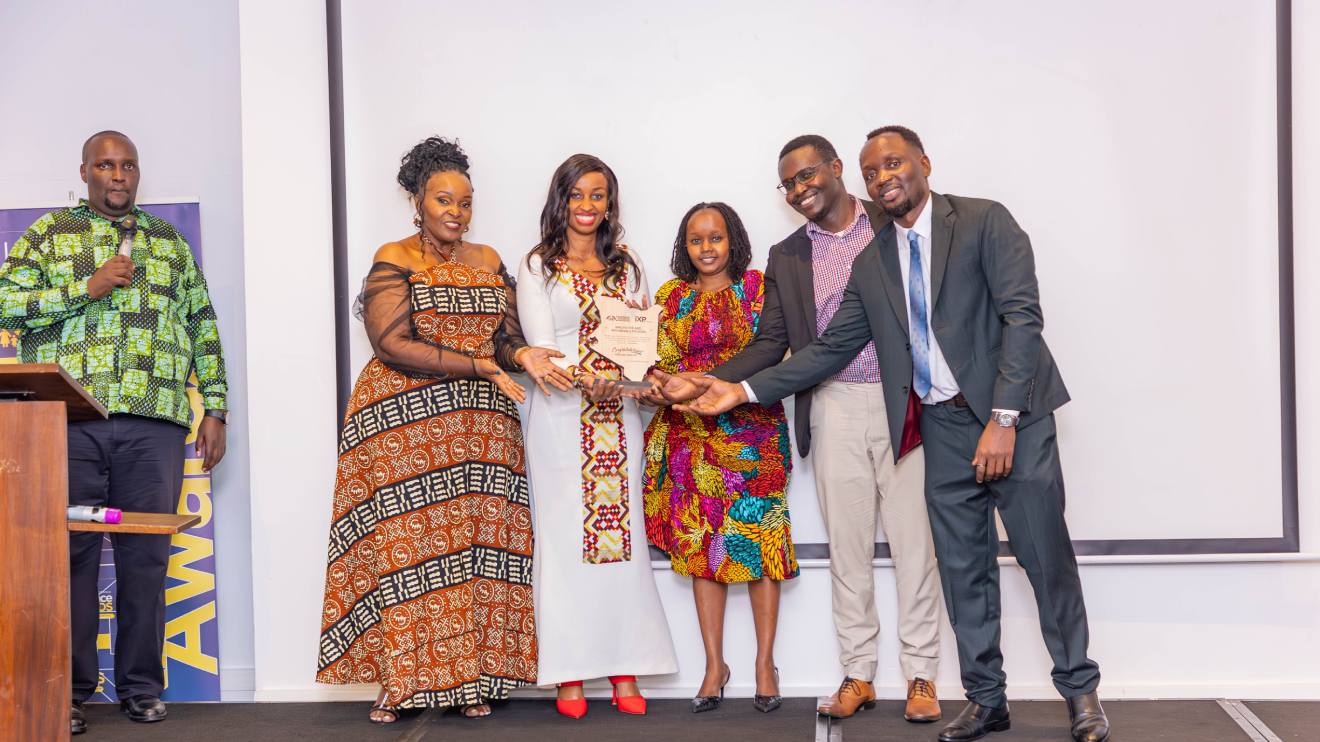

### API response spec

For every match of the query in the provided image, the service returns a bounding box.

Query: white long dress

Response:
[516,252,678,685]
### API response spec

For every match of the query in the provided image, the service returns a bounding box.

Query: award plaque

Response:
[592,296,661,388]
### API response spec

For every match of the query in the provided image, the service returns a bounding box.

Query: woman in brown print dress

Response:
[316,137,559,722]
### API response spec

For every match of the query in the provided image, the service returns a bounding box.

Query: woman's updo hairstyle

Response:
[397,136,470,198]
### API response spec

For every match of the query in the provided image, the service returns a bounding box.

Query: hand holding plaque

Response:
[592,296,661,389]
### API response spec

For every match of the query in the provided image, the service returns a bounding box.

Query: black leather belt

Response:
[934,392,970,408]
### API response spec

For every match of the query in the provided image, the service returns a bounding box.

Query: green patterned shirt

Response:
[0,201,227,427]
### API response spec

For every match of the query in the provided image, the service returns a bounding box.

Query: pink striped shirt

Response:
[806,197,881,383]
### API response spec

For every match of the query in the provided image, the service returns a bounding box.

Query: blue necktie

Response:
[908,229,932,398]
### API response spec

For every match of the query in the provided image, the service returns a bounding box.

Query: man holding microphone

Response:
[0,131,229,735]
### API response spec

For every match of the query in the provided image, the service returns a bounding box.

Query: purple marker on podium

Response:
[68,505,123,524]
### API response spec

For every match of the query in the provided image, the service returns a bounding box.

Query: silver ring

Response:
[975,463,986,469]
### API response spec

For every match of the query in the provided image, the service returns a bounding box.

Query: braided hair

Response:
[397,136,470,198]
[669,202,753,284]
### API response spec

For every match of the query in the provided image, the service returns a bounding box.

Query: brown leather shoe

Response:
[905,677,942,722]
[816,677,877,718]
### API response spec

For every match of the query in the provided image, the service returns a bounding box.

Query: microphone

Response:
[117,215,137,257]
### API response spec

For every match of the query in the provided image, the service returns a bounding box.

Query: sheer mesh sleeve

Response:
[492,261,529,372]
[356,261,480,378]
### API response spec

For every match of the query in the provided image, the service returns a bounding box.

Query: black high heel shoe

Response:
[691,664,731,713]
[754,667,782,713]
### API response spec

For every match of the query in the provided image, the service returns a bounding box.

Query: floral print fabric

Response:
[643,270,798,582]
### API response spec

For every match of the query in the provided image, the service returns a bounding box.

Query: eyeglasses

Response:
[777,162,827,194]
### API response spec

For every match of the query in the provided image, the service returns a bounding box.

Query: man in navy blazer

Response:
[670,127,1108,742]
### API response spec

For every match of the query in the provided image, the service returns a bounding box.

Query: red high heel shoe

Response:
[556,681,587,719]
[608,675,646,715]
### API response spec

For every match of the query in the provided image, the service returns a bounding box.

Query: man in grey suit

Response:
[667,126,1108,742]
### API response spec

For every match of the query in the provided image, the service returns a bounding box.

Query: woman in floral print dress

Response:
[643,202,797,714]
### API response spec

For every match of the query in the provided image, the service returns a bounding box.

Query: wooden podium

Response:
[0,365,104,740]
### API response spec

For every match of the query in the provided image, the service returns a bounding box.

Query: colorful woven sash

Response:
[555,259,631,565]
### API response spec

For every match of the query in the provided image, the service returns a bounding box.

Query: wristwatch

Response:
[991,410,1019,428]
[204,409,228,424]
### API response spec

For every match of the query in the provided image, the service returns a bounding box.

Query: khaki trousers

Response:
[809,381,942,682]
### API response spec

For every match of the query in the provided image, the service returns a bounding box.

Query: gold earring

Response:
[413,215,423,229]
[464,225,470,233]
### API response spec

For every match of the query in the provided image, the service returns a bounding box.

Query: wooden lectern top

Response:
[0,363,107,421]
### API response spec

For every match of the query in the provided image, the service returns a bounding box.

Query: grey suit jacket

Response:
[745,192,1070,462]
[712,199,889,456]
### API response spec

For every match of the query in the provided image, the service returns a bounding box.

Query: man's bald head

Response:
[80,131,140,219]
[82,130,136,164]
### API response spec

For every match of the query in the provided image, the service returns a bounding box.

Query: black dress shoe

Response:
[690,694,722,713]
[1067,692,1110,742]
[754,666,782,713]
[691,665,730,713]
[938,701,1011,742]
[753,694,782,713]
[121,694,168,723]
[71,701,86,735]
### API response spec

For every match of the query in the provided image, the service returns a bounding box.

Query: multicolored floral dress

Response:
[317,256,537,709]
[643,270,798,583]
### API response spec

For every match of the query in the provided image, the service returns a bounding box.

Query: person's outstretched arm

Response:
[677,269,874,415]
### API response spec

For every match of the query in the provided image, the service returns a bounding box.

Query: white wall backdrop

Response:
[231,0,1320,703]
[338,0,1282,546]
[237,0,339,705]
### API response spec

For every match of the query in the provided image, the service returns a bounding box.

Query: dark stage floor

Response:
[76,698,1319,741]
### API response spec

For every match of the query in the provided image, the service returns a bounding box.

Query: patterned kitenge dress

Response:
[643,270,799,583]
[317,258,537,709]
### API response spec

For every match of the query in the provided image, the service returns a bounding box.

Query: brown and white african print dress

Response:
[514,253,677,686]
[317,257,537,709]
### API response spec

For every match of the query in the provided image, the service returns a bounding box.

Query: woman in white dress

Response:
[516,154,678,718]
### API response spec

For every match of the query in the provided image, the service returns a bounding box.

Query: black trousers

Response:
[68,414,186,703]
[920,404,1100,707]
